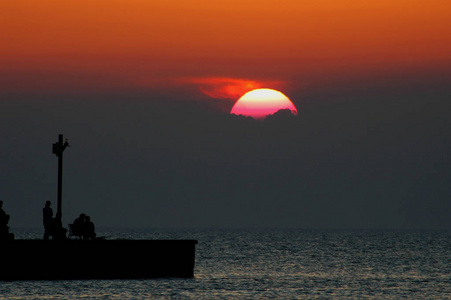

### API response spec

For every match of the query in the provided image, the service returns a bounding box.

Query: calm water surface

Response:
[1,229,450,299]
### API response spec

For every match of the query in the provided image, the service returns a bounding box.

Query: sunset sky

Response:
[1,0,450,97]
[1,1,450,229]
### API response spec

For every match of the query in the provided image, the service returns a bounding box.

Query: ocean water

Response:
[1,228,450,299]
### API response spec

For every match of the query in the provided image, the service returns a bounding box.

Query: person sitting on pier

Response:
[42,200,53,240]
[71,213,86,238]
[83,216,96,240]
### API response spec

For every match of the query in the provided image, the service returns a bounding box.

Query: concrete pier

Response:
[0,239,197,280]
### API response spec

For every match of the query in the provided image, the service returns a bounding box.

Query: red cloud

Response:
[179,77,286,100]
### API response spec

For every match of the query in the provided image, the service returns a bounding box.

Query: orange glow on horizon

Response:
[0,0,450,94]
[231,89,297,119]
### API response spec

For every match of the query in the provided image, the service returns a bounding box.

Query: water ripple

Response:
[2,229,450,299]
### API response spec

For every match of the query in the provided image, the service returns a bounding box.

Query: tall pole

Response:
[53,134,69,224]
[57,134,63,221]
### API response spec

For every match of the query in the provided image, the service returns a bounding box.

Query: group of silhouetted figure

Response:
[43,201,96,240]
[0,200,97,241]
[71,213,96,240]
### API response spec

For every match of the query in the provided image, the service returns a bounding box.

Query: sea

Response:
[1,228,450,299]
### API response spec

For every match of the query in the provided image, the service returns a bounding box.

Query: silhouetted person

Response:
[0,200,10,227]
[72,213,86,238]
[0,200,14,240]
[84,216,96,240]
[43,200,53,240]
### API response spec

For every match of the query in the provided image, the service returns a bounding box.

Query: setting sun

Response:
[230,89,297,120]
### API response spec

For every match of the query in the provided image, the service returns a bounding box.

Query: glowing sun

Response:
[230,88,297,120]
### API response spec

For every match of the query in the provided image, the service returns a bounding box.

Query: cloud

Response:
[177,77,287,100]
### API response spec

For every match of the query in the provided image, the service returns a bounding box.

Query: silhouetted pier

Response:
[0,135,198,280]
[0,239,197,280]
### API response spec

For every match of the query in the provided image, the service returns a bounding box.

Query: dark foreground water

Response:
[1,229,450,299]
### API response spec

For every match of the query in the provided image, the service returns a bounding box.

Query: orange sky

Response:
[1,0,450,96]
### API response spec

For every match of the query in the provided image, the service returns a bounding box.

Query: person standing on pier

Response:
[43,200,53,240]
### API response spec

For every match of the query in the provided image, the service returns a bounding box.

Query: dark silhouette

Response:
[84,216,96,240]
[1,239,198,280]
[42,200,67,240]
[49,134,69,240]
[52,134,69,226]
[69,213,86,239]
[0,134,198,280]
[0,200,10,226]
[42,200,53,240]
[0,200,14,240]
[263,108,297,122]
[69,214,96,240]
[73,213,86,229]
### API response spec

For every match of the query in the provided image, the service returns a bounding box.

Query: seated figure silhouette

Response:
[0,200,14,240]
[83,216,96,240]
[72,213,86,239]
